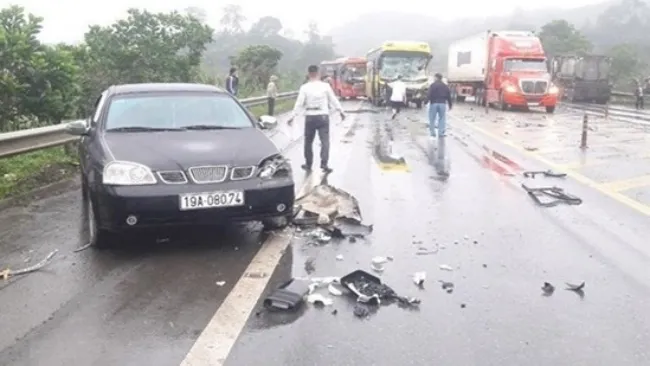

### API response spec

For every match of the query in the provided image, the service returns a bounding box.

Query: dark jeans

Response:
[304,115,330,168]
[268,97,275,116]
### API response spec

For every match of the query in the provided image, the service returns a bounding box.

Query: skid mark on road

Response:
[452,114,650,216]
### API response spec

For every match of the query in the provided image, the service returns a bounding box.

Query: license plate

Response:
[179,190,244,210]
[528,102,539,107]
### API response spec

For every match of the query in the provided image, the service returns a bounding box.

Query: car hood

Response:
[101,128,279,170]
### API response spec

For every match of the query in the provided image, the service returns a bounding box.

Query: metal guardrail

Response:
[0,91,298,159]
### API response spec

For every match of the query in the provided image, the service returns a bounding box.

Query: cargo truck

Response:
[447,30,559,113]
[549,55,612,104]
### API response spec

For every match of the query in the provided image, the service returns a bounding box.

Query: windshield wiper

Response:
[181,125,243,130]
[107,126,182,132]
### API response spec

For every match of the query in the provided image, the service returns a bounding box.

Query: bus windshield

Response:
[379,53,430,81]
[341,64,366,81]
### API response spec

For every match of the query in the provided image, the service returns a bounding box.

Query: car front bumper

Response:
[92,178,295,231]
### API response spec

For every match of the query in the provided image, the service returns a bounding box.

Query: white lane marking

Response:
[179,231,293,366]
[180,102,362,366]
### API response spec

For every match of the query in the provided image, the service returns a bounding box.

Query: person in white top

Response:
[287,65,346,173]
[389,75,407,120]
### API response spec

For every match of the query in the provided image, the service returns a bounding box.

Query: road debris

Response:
[307,293,334,307]
[523,170,567,179]
[413,271,426,287]
[328,283,344,296]
[335,254,344,261]
[521,184,582,207]
[1,250,58,280]
[370,256,389,272]
[541,282,555,296]
[439,264,454,271]
[264,278,310,310]
[340,270,420,309]
[73,242,92,252]
[216,281,226,286]
[440,281,454,293]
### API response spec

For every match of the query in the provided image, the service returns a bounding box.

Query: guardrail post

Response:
[605,101,609,119]
[580,113,588,149]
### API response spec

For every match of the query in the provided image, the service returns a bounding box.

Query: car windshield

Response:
[504,59,548,72]
[104,93,254,131]
[380,55,429,81]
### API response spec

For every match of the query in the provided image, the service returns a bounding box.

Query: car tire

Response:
[545,106,556,114]
[262,215,291,231]
[84,189,115,249]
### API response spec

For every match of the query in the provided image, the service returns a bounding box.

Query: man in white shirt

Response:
[288,65,346,173]
[389,75,407,120]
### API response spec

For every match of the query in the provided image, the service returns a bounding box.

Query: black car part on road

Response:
[521,183,582,207]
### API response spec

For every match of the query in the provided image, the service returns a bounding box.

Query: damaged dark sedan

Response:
[66,83,294,248]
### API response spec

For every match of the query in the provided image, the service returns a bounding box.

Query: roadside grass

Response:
[0,147,78,200]
[0,97,297,202]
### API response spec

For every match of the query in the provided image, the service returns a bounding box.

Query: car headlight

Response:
[548,85,559,94]
[258,155,292,179]
[102,161,157,185]
[503,84,517,93]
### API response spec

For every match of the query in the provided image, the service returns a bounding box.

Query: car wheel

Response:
[262,215,291,231]
[85,191,115,249]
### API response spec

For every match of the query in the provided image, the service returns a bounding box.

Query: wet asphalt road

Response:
[2,102,650,365]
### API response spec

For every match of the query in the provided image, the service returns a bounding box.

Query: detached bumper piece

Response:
[521,184,582,207]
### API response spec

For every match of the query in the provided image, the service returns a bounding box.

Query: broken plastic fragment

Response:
[336,254,344,261]
[413,271,426,287]
[439,264,453,271]
[307,293,334,306]
[328,283,343,296]
[370,262,384,272]
[542,282,555,296]
[215,281,226,286]
[317,213,331,225]
[372,256,388,265]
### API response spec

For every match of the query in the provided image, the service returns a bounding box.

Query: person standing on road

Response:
[266,75,278,116]
[427,73,453,137]
[388,75,407,120]
[225,67,239,96]
[287,65,346,174]
[635,80,644,110]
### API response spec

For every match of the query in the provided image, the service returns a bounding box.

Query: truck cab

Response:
[484,32,558,113]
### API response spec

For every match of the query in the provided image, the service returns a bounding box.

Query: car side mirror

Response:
[257,115,278,130]
[66,120,89,136]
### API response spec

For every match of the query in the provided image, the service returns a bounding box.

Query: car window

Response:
[104,93,254,130]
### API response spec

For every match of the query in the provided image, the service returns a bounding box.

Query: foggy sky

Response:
[2,0,600,43]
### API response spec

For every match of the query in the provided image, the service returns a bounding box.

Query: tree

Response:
[305,21,320,43]
[590,0,650,47]
[607,43,647,87]
[82,9,213,87]
[0,6,79,130]
[539,19,593,57]
[249,16,282,38]
[232,45,283,90]
[220,4,245,34]
[184,6,208,23]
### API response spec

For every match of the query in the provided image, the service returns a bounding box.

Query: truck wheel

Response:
[415,100,422,109]
[545,106,556,114]
[456,95,466,103]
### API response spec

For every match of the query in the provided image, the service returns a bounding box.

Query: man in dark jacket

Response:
[225,67,239,96]
[427,73,453,137]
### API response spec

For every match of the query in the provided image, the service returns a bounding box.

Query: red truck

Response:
[447,30,559,113]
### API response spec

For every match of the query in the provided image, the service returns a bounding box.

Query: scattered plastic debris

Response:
[328,283,343,296]
[541,282,555,296]
[335,254,344,261]
[264,278,310,310]
[566,281,585,291]
[1,250,58,280]
[439,264,454,271]
[340,270,420,309]
[413,271,426,287]
[307,293,334,306]
[522,184,582,207]
[371,256,389,272]
[440,281,454,293]
[73,242,92,252]
[523,170,567,179]
[353,304,370,318]
[216,281,226,287]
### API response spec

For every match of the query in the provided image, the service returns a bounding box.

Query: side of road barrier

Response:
[0,91,299,159]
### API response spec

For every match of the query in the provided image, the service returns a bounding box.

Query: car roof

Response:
[107,83,226,96]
